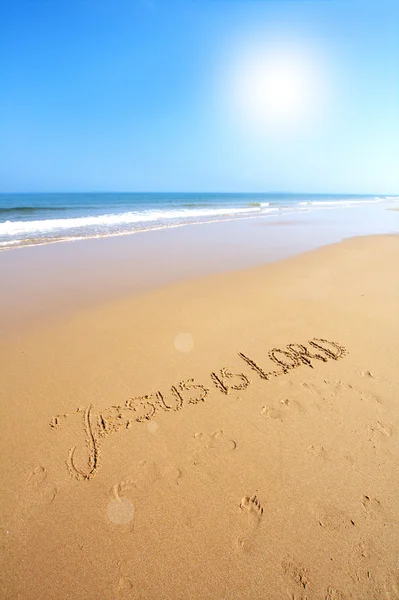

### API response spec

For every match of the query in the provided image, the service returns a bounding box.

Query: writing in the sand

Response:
[50,337,348,481]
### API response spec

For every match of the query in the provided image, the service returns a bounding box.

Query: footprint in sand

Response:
[107,494,135,526]
[237,493,264,551]
[192,430,237,466]
[117,575,133,597]
[353,538,374,561]
[115,460,182,495]
[122,460,160,491]
[383,571,399,600]
[27,466,57,505]
[360,370,376,379]
[325,586,345,600]
[162,463,183,484]
[361,495,387,521]
[300,381,336,407]
[282,557,311,597]
[343,454,356,467]
[115,562,134,598]
[301,380,383,408]
[357,389,384,405]
[109,460,183,525]
[306,444,329,461]
[313,503,356,532]
[369,420,394,439]
[261,406,284,421]
[261,398,304,422]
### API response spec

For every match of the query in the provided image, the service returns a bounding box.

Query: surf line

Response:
[50,337,347,481]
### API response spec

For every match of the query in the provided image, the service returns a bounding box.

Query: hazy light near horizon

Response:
[219,39,327,136]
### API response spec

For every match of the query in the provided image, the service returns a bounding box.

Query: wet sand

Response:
[1,203,398,334]
[1,233,399,599]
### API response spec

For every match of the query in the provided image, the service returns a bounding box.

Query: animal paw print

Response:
[27,466,57,505]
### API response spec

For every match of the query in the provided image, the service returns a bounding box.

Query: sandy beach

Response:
[2,0,399,595]
[1,232,398,599]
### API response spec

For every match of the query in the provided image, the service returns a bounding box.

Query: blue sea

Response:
[0,192,396,250]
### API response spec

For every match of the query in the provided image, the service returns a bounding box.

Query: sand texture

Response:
[1,235,399,599]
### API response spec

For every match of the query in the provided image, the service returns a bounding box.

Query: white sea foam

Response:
[0,206,269,236]
[0,239,22,246]
[298,197,384,208]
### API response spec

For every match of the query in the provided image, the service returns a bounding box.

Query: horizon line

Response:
[0,190,395,196]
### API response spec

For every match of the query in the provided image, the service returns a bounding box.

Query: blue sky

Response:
[0,0,398,193]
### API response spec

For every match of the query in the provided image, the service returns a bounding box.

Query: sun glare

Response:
[224,43,324,134]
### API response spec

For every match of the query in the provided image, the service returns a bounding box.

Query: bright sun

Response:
[227,48,321,133]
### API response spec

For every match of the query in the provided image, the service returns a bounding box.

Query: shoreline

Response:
[0,202,398,335]
[0,209,286,253]
[1,193,395,253]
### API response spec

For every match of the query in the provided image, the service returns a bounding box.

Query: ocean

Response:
[0,192,396,250]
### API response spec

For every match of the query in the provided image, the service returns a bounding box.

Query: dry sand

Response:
[1,234,399,599]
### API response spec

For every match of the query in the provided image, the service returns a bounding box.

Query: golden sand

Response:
[1,235,399,599]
